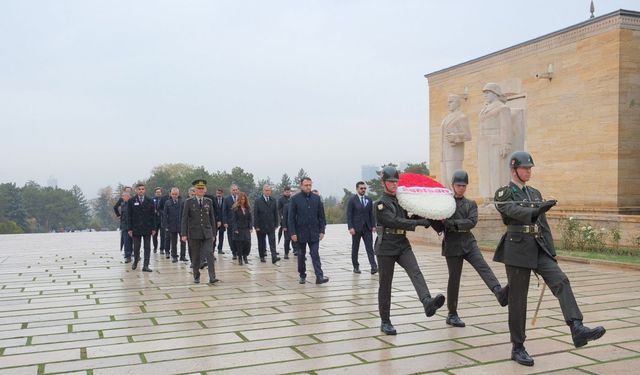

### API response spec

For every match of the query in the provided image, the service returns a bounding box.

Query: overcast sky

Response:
[1,0,637,198]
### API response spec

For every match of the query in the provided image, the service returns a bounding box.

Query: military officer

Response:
[494,151,605,366]
[375,166,445,335]
[430,170,509,328]
[181,179,219,285]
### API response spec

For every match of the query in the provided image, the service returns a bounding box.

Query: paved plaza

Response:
[0,224,638,374]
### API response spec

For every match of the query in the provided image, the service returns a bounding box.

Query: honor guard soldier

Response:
[181,179,219,285]
[375,166,445,335]
[430,170,509,328]
[494,151,605,366]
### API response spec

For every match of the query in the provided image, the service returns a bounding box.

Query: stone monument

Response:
[477,83,514,199]
[440,94,471,187]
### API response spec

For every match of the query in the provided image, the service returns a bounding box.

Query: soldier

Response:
[494,151,605,366]
[430,170,509,328]
[181,179,219,285]
[375,166,445,335]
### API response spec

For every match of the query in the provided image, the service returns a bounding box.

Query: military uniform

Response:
[181,181,218,283]
[374,170,445,335]
[494,151,604,366]
[431,195,506,324]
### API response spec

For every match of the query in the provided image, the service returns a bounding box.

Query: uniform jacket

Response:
[430,196,479,257]
[374,193,419,256]
[346,194,375,232]
[230,206,253,241]
[253,196,278,232]
[113,197,124,218]
[118,199,129,230]
[181,196,216,240]
[127,195,156,236]
[163,197,184,233]
[222,195,236,225]
[288,192,326,243]
[493,182,556,268]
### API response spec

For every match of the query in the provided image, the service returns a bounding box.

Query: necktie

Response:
[199,199,202,208]
[218,198,222,206]
[361,196,365,206]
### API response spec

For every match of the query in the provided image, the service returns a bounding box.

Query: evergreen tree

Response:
[293,168,309,186]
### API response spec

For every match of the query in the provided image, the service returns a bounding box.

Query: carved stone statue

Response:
[477,83,512,198]
[440,94,471,187]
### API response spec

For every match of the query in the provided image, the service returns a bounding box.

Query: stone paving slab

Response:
[0,225,638,374]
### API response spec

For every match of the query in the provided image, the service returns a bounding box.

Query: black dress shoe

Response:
[238,257,243,265]
[260,257,267,263]
[371,268,378,275]
[284,255,289,259]
[159,250,164,255]
[200,262,207,270]
[142,267,152,272]
[298,277,306,284]
[232,255,237,260]
[194,277,200,284]
[353,268,361,274]
[208,278,219,285]
[243,256,249,264]
[218,250,224,254]
[172,258,178,263]
[494,284,509,307]
[179,257,187,262]
[446,314,466,327]
[380,321,397,335]
[165,254,170,259]
[272,256,281,264]
[153,249,157,253]
[131,261,138,270]
[423,294,445,317]
[315,276,329,284]
[570,320,606,348]
[124,257,132,263]
[511,346,534,366]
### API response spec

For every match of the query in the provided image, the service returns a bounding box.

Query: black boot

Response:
[380,320,397,335]
[569,320,606,348]
[511,343,534,366]
[238,256,243,265]
[131,258,139,270]
[446,313,466,327]
[493,284,509,307]
[422,294,445,317]
[272,256,281,264]
[243,256,249,264]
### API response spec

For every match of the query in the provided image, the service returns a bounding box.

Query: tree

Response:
[365,163,397,202]
[0,182,28,231]
[70,185,90,229]
[91,186,118,230]
[228,167,256,196]
[293,168,309,186]
[274,173,292,198]
[404,162,430,175]
[253,177,274,201]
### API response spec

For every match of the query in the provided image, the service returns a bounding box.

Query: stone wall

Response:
[425,11,640,212]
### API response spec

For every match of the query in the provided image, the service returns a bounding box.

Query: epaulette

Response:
[495,185,512,202]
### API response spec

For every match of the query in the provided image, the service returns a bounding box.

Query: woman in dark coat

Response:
[230,192,253,265]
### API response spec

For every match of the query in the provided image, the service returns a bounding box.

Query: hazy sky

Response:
[1,1,637,198]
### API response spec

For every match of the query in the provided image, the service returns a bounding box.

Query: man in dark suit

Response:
[494,151,605,366]
[346,181,378,274]
[114,186,132,252]
[151,187,162,253]
[163,187,186,263]
[277,187,292,257]
[181,179,219,284]
[254,184,281,264]
[222,184,239,259]
[213,189,225,254]
[288,177,328,285]
[127,183,156,272]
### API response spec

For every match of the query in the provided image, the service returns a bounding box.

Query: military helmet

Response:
[451,169,469,185]
[509,151,535,168]
[381,166,399,182]
[482,82,503,97]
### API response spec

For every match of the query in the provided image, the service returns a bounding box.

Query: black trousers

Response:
[257,230,277,259]
[445,247,500,315]
[132,234,151,267]
[189,238,216,281]
[283,235,291,255]
[168,232,186,259]
[377,248,431,321]
[152,222,165,250]
[226,226,237,256]
[217,226,225,251]
[506,250,583,344]
[235,239,251,258]
[351,230,377,270]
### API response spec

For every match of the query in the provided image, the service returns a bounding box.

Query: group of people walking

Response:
[113,150,606,367]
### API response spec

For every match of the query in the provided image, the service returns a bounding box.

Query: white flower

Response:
[587,225,592,230]
[569,217,574,221]
[601,228,606,231]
